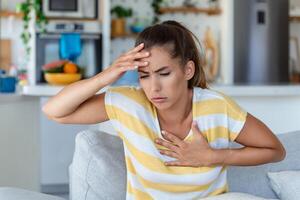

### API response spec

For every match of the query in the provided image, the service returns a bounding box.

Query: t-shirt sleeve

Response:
[104,87,123,138]
[104,86,146,140]
[222,94,247,142]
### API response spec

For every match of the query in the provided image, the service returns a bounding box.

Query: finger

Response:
[158,149,180,159]
[192,121,203,135]
[192,121,208,142]
[164,160,189,166]
[155,138,180,152]
[121,51,150,62]
[125,43,144,55]
[117,61,149,68]
[161,130,185,148]
[118,65,139,73]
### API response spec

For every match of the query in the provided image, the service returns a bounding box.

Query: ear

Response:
[184,60,195,81]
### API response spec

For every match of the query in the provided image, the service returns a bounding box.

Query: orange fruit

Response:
[63,62,78,74]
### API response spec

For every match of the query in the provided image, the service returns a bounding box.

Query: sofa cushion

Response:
[70,130,126,200]
[202,192,278,200]
[267,170,300,200]
[70,130,300,200]
[0,187,64,200]
[228,131,300,199]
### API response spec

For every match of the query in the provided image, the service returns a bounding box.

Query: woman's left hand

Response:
[155,121,215,167]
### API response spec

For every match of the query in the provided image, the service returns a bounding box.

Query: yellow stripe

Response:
[193,99,246,121]
[230,132,239,141]
[120,131,216,174]
[106,105,158,140]
[207,184,228,196]
[136,169,228,193]
[126,156,227,193]
[127,180,153,200]
[126,156,137,175]
[203,126,229,143]
[109,87,155,117]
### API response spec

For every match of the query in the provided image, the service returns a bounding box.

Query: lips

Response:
[151,97,167,103]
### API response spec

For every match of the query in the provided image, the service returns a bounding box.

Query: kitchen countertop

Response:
[21,83,300,97]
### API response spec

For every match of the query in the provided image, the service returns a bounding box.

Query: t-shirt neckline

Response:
[153,87,195,141]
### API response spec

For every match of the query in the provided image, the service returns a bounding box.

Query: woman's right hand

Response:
[99,43,150,86]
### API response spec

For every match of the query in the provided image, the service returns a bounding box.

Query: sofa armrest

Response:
[69,130,126,200]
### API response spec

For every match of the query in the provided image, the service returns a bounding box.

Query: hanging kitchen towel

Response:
[59,33,82,61]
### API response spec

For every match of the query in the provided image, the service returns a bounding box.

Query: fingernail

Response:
[140,43,144,46]
[144,61,148,65]
[145,52,149,56]
[161,130,166,135]
[134,65,138,69]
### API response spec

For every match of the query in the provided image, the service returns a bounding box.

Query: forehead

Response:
[139,46,180,71]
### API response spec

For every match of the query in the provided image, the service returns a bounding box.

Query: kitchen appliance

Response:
[43,0,98,19]
[35,21,102,84]
[233,0,289,84]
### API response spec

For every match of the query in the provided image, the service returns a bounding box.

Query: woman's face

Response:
[138,46,192,110]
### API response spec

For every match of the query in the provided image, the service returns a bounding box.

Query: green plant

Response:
[111,5,133,18]
[16,0,47,61]
[151,0,164,24]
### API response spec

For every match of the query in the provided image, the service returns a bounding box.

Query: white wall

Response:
[0,0,27,68]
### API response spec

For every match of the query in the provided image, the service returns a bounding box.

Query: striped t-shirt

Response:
[104,86,247,200]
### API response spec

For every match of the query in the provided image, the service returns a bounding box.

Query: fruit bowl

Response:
[44,73,82,85]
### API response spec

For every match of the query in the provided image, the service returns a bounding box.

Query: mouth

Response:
[151,97,167,103]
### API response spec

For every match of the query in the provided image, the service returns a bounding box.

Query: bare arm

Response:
[42,43,150,124]
[213,113,286,166]
[42,74,107,120]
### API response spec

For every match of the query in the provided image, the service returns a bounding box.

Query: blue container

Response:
[113,70,139,86]
[0,76,17,93]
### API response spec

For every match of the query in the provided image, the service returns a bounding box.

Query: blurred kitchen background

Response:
[1,0,300,199]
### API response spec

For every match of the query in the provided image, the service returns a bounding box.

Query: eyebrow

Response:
[138,66,169,74]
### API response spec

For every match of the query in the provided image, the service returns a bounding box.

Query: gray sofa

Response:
[69,129,300,200]
[1,130,298,200]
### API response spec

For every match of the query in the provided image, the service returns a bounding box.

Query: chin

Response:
[152,101,172,111]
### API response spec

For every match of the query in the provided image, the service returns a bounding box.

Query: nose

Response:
[150,76,161,92]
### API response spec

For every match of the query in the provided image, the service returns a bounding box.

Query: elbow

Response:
[42,105,55,120]
[273,144,286,163]
[42,105,64,123]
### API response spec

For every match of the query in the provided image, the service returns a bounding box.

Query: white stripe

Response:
[194,88,224,102]
[127,169,227,200]
[209,138,229,149]
[194,114,245,133]
[105,90,158,134]
[126,192,135,200]
[124,147,224,185]
[111,119,176,162]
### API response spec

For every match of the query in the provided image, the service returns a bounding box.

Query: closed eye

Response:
[139,75,149,79]
[160,72,170,76]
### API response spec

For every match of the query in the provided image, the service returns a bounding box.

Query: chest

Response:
[159,117,193,140]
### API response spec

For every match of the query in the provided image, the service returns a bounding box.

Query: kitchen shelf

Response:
[289,16,300,22]
[111,32,139,39]
[0,10,23,18]
[46,16,100,22]
[159,6,222,15]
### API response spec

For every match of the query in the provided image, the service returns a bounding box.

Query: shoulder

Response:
[193,87,227,103]
[106,86,146,100]
[107,86,144,95]
[193,87,246,116]
[105,86,152,109]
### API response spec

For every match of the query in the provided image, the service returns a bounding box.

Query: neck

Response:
[157,88,193,125]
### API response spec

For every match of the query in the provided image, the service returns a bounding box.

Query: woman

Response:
[43,21,285,199]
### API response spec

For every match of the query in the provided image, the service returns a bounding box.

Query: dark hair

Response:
[135,20,207,89]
